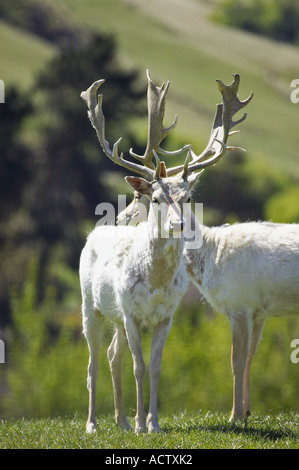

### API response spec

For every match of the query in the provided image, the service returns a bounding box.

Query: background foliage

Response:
[213,0,299,45]
[0,0,298,422]
[1,260,298,420]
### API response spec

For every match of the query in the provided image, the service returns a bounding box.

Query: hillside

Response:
[0,20,55,88]
[1,0,299,176]
[47,0,299,178]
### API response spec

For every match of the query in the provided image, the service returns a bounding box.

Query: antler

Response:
[129,70,191,167]
[80,70,190,181]
[167,74,253,176]
[81,79,156,180]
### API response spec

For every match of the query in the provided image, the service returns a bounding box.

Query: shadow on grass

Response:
[162,417,298,443]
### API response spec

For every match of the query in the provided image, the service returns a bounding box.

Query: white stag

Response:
[117,74,299,421]
[79,71,225,434]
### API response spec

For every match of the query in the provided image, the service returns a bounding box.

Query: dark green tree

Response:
[213,0,299,45]
[28,33,144,255]
[192,152,287,225]
[0,0,88,49]
[0,88,32,215]
[0,88,34,323]
[0,32,145,323]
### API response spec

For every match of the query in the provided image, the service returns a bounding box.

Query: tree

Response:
[0,0,87,49]
[0,32,145,324]
[0,88,34,323]
[213,0,299,45]
[29,33,144,258]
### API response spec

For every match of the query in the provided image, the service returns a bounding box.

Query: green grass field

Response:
[2,275,298,450]
[0,412,298,449]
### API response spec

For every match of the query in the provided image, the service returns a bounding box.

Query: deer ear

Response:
[159,161,167,178]
[125,176,152,195]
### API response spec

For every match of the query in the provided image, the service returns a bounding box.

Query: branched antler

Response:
[81,72,252,182]
[167,74,253,176]
[81,71,190,181]
[129,70,190,167]
[81,79,157,180]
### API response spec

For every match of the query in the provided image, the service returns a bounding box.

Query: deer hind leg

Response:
[82,304,103,434]
[243,318,265,418]
[229,312,252,422]
[147,317,173,433]
[107,325,132,430]
[124,315,146,434]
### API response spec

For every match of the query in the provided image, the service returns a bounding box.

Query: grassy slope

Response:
[0,412,298,449]
[0,20,55,89]
[1,0,299,175]
[51,0,299,177]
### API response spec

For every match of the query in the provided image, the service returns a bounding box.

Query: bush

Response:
[213,0,299,45]
[264,185,299,223]
[1,261,298,420]
[3,260,88,418]
[0,0,87,49]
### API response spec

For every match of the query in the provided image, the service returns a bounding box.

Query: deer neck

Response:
[145,209,184,292]
[184,218,214,287]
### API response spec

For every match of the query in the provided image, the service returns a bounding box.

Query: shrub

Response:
[1,260,298,420]
[213,0,299,45]
[264,186,299,223]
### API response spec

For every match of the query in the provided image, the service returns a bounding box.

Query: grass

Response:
[0,20,55,89]
[0,411,298,449]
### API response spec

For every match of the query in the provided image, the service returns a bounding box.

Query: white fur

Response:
[120,193,299,420]
[184,219,299,420]
[79,175,197,434]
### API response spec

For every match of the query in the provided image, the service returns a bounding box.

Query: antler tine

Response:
[187,74,253,173]
[129,70,191,167]
[167,74,253,176]
[81,79,156,180]
[216,73,253,141]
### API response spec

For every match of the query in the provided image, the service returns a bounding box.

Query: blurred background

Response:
[0,0,298,420]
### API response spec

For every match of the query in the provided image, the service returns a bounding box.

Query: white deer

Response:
[79,71,226,434]
[117,74,299,421]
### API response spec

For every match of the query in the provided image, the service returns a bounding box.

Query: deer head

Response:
[81,71,253,231]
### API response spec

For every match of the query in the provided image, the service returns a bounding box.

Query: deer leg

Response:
[243,318,265,417]
[107,325,132,430]
[83,309,103,434]
[124,316,146,434]
[229,312,251,422]
[147,317,173,433]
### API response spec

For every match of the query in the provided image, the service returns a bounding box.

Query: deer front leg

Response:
[229,312,251,422]
[147,317,173,433]
[124,316,146,434]
[107,325,132,430]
